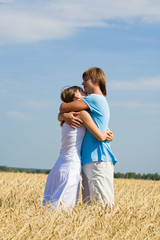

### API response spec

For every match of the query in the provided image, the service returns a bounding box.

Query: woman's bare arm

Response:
[79,110,113,142]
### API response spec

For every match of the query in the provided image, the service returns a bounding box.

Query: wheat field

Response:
[0,172,160,240]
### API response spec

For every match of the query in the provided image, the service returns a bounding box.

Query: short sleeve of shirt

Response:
[82,94,102,115]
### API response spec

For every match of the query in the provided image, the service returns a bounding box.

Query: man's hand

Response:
[105,128,113,142]
[58,112,83,129]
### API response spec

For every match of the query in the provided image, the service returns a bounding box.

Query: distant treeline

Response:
[0,165,160,180]
[0,166,51,174]
[114,172,160,181]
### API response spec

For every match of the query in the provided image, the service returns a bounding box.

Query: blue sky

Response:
[0,0,160,174]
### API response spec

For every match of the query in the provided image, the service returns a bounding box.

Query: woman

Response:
[43,86,113,208]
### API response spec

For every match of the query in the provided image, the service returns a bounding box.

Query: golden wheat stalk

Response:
[0,172,160,240]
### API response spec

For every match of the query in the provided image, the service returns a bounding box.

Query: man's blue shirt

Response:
[81,94,117,166]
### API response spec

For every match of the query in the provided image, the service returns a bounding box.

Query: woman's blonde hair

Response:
[82,67,107,96]
[60,86,83,126]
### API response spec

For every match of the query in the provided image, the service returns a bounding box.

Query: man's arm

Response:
[58,113,65,122]
[60,100,88,113]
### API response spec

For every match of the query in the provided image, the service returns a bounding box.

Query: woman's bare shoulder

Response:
[79,110,90,120]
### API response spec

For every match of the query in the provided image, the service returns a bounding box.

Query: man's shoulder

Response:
[82,94,108,113]
[83,94,105,101]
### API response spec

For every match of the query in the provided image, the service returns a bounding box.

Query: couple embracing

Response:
[43,67,117,209]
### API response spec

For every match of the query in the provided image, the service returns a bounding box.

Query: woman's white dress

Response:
[43,123,85,208]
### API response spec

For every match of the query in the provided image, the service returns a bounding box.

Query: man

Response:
[58,67,117,207]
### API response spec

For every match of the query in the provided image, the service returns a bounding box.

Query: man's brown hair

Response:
[82,67,107,96]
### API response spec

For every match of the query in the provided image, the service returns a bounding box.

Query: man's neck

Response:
[90,87,103,95]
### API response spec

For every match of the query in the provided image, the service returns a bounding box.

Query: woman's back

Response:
[59,122,86,162]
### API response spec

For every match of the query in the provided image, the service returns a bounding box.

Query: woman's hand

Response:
[104,128,113,142]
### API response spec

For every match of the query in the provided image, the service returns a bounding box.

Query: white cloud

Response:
[110,101,160,114]
[109,75,160,91]
[110,101,160,108]
[0,0,160,44]
[7,110,35,120]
